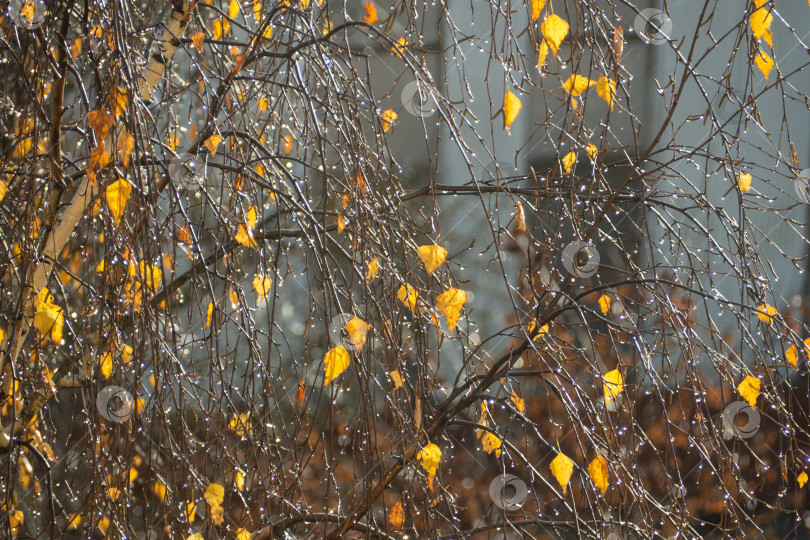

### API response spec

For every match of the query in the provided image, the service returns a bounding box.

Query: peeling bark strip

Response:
[138,3,193,102]
[0,0,199,449]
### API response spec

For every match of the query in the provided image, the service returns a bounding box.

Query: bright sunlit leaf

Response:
[480,431,502,456]
[541,14,569,56]
[549,452,574,495]
[756,303,777,324]
[389,501,405,528]
[204,483,225,507]
[596,76,616,110]
[204,133,223,156]
[253,274,272,304]
[105,178,132,226]
[750,3,773,47]
[362,1,377,24]
[503,90,522,130]
[345,317,371,350]
[755,49,774,80]
[562,151,576,174]
[799,471,808,488]
[530,0,546,22]
[323,345,351,386]
[366,257,379,282]
[738,375,761,407]
[436,287,467,332]
[398,284,419,313]
[192,31,204,53]
[417,442,442,491]
[562,74,595,96]
[588,456,609,495]
[380,109,397,132]
[598,294,611,314]
[34,288,64,343]
[603,368,623,404]
[738,172,752,192]
[785,338,810,367]
[418,244,448,274]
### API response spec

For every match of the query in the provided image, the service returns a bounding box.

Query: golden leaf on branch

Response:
[550,452,574,495]
[436,287,467,332]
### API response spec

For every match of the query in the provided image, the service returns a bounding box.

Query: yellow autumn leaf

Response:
[562,151,576,174]
[323,345,351,386]
[110,86,128,118]
[549,452,574,495]
[204,483,225,507]
[381,109,397,132]
[205,302,214,328]
[510,390,525,413]
[99,352,113,379]
[210,504,224,525]
[153,480,167,501]
[67,513,82,530]
[391,36,409,59]
[799,471,808,488]
[253,274,272,304]
[586,143,598,162]
[344,317,371,350]
[397,284,418,313]
[362,1,377,24]
[755,49,774,81]
[756,303,778,324]
[562,74,595,97]
[236,528,251,540]
[0,179,7,202]
[588,456,609,495]
[34,288,64,343]
[436,287,467,333]
[541,13,569,56]
[118,129,135,168]
[418,244,448,274]
[503,90,522,130]
[527,320,549,340]
[738,172,752,192]
[750,3,773,47]
[258,95,268,113]
[229,0,240,18]
[596,76,616,110]
[603,368,623,404]
[192,31,205,53]
[389,501,405,528]
[417,442,442,491]
[337,214,346,234]
[236,205,259,248]
[598,294,611,314]
[235,469,245,491]
[105,178,132,226]
[366,257,379,282]
[530,0,545,22]
[785,338,810,367]
[212,18,223,40]
[87,143,110,183]
[537,40,549,69]
[389,370,403,390]
[187,534,204,540]
[204,133,223,156]
[87,109,114,140]
[738,375,761,407]
[480,431,502,456]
